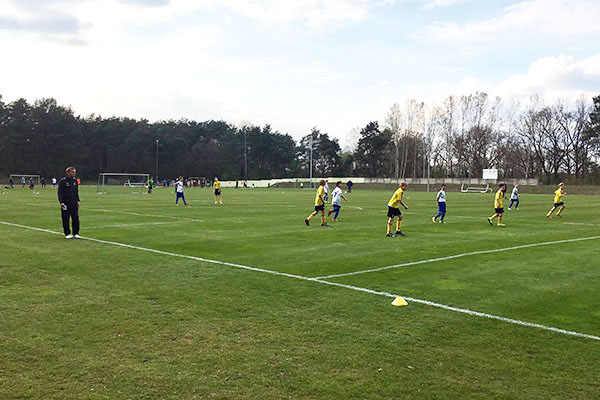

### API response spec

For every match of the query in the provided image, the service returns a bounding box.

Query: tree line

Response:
[0,93,598,183]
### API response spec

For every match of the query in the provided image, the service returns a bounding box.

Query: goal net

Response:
[10,174,41,185]
[97,173,149,194]
[460,183,492,193]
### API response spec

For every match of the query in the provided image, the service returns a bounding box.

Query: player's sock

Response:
[321,214,326,225]
[396,220,402,232]
[387,222,393,234]
[490,214,497,220]
[497,215,503,225]
[307,213,315,221]
[440,213,445,222]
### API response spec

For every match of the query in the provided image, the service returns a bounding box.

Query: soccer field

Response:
[1,186,599,399]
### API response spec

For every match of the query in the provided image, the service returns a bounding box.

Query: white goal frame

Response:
[97,173,149,194]
[10,174,41,185]
[460,183,492,193]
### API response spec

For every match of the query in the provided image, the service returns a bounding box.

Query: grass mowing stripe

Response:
[2,220,599,343]
[85,221,186,229]
[315,235,600,279]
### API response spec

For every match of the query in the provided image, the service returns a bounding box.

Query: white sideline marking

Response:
[563,222,600,227]
[315,235,600,279]
[1,220,599,342]
[347,206,364,211]
[26,203,203,222]
[85,221,184,230]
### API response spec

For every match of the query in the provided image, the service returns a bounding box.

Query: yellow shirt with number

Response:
[554,188,563,203]
[213,181,221,190]
[494,189,503,208]
[315,186,325,206]
[388,188,404,208]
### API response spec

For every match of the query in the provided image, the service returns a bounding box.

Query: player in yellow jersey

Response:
[213,177,222,204]
[305,180,328,226]
[488,183,506,227]
[546,182,567,218]
[386,181,408,237]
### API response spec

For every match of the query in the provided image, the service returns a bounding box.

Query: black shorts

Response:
[214,189,221,195]
[554,202,564,207]
[314,205,325,212]
[495,207,504,214]
[387,206,401,218]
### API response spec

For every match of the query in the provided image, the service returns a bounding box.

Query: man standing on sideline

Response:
[58,167,81,239]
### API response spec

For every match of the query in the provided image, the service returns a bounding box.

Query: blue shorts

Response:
[438,202,446,213]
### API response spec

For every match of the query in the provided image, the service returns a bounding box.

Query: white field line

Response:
[85,221,185,230]
[25,203,203,222]
[1,220,599,342]
[314,235,600,279]
[563,222,600,227]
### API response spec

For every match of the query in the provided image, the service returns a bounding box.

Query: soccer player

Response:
[328,181,348,222]
[305,179,328,226]
[175,176,187,205]
[9,177,14,189]
[21,177,25,188]
[147,176,154,195]
[508,184,519,210]
[213,177,222,204]
[52,176,57,188]
[28,177,34,191]
[432,183,447,223]
[41,177,46,189]
[488,183,506,227]
[546,183,567,218]
[324,180,330,202]
[386,181,408,237]
[58,167,81,239]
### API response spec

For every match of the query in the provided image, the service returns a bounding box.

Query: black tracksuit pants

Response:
[61,204,80,235]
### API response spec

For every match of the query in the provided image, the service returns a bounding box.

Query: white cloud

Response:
[423,0,462,10]
[417,0,600,41]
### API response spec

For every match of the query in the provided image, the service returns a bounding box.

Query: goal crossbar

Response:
[461,183,492,193]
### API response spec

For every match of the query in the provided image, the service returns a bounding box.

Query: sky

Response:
[1,0,600,148]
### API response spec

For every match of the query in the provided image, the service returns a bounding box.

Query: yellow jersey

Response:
[554,188,563,203]
[494,189,503,208]
[388,188,404,208]
[213,181,221,190]
[315,186,325,206]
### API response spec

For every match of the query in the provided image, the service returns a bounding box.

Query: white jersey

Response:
[324,184,329,194]
[331,187,343,206]
[175,181,184,193]
[52,178,57,184]
[511,187,519,200]
[437,189,446,203]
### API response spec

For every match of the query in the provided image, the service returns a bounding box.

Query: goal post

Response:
[97,173,150,194]
[10,174,41,185]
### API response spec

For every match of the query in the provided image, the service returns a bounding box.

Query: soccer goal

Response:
[10,174,41,185]
[97,173,149,194]
[460,183,492,193]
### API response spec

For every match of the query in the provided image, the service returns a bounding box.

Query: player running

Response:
[386,181,408,237]
[432,183,447,223]
[328,181,348,222]
[546,183,567,218]
[305,179,328,226]
[175,176,187,205]
[508,184,519,210]
[213,177,222,204]
[488,183,506,227]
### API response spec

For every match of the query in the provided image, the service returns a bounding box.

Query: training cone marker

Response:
[391,297,408,307]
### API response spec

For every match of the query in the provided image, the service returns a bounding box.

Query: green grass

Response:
[1,185,599,399]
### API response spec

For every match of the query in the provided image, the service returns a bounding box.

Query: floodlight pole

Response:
[244,130,248,180]
[155,139,159,180]
[309,134,313,189]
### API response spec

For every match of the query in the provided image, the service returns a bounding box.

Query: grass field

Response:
[1,185,599,399]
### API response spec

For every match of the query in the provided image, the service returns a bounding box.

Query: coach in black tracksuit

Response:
[58,167,80,238]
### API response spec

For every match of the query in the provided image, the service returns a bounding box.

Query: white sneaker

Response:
[65,234,74,239]
[508,208,511,210]
[74,234,81,239]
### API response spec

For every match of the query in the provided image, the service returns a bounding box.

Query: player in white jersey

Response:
[323,180,330,202]
[175,176,187,205]
[432,183,447,223]
[327,181,348,222]
[508,184,519,210]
